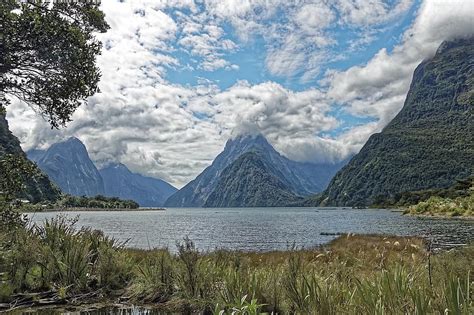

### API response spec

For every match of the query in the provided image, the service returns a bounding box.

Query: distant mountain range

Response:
[100,163,177,207]
[165,134,345,207]
[314,38,474,206]
[0,113,60,202]
[27,138,176,206]
[28,137,105,197]
[10,39,471,208]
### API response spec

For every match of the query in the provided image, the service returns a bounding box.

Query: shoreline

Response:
[403,211,474,220]
[21,207,166,213]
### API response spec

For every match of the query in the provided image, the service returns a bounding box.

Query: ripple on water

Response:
[26,208,474,252]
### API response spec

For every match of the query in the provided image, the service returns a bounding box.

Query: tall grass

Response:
[0,216,132,300]
[0,218,472,314]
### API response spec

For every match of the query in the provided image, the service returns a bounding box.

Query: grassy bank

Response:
[404,193,474,218]
[0,216,472,314]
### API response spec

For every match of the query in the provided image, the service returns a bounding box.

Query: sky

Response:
[6,0,474,188]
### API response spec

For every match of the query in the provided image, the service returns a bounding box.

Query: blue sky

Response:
[165,1,420,91]
[8,0,473,187]
[162,0,422,137]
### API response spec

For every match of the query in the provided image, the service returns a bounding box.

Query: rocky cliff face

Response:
[100,163,177,207]
[318,38,474,206]
[30,137,105,197]
[165,134,344,207]
[1,113,60,202]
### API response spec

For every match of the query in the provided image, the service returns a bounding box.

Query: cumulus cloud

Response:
[5,0,474,188]
[335,0,414,26]
[326,0,474,122]
[202,0,414,81]
[213,81,337,138]
[177,15,238,71]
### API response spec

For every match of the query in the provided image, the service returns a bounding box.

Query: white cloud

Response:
[335,0,413,26]
[326,0,474,122]
[213,81,337,137]
[176,11,238,71]
[5,0,474,188]
[294,3,336,33]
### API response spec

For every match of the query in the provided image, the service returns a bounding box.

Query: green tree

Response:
[0,0,109,221]
[0,154,34,229]
[1,0,109,127]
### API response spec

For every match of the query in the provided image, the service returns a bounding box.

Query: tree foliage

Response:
[0,113,61,202]
[373,176,473,208]
[1,0,109,127]
[58,194,139,209]
[0,154,32,229]
[0,154,36,202]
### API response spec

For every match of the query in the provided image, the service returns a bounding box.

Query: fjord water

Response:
[27,208,473,251]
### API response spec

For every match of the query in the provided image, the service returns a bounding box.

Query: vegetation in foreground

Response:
[404,193,474,218]
[392,176,474,217]
[0,214,472,314]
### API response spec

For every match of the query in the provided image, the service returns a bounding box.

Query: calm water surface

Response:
[26,207,474,251]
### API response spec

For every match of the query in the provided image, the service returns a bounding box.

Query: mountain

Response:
[29,137,105,197]
[26,149,46,163]
[0,113,60,202]
[99,163,177,207]
[317,38,474,207]
[204,151,302,207]
[165,134,344,207]
[27,138,177,206]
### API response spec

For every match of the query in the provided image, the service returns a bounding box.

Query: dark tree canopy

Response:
[0,0,109,128]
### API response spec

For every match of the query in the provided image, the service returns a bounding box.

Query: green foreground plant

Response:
[0,215,472,314]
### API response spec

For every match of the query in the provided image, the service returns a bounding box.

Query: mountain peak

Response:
[106,162,127,169]
[101,162,134,175]
[225,134,275,155]
[113,162,128,170]
[63,137,86,149]
[66,136,81,142]
[204,151,302,207]
[165,133,344,207]
[34,136,105,197]
[230,133,268,144]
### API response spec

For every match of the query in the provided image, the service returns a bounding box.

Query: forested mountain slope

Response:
[204,151,302,207]
[317,38,474,206]
[0,113,60,202]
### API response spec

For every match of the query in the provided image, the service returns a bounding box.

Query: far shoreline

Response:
[23,207,166,212]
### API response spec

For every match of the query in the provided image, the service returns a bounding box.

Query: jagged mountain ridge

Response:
[29,137,105,197]
[99,163,177,207]
[165,134,345,207]
[27,138,176,206]
[204,151,303,207]
[316,37,474,206]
